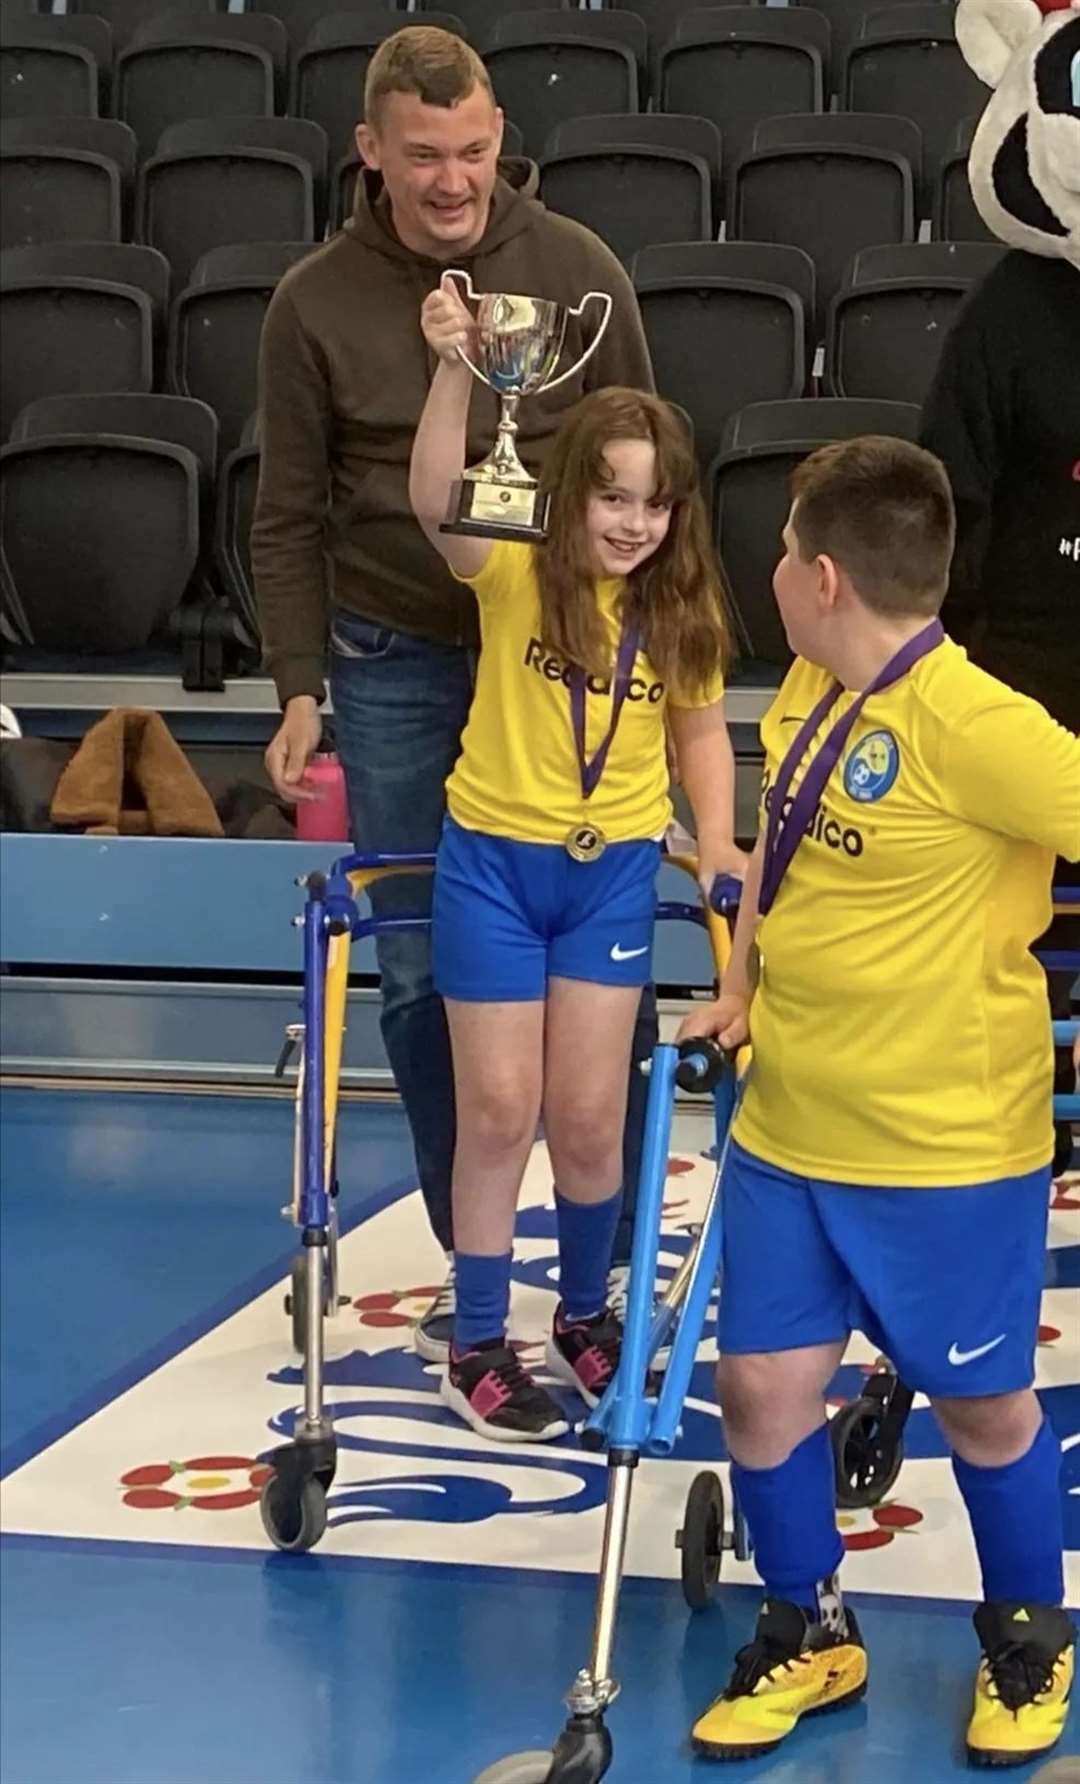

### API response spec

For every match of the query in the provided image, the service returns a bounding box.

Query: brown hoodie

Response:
[250,161,654,707]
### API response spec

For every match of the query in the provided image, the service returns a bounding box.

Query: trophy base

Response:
[440,478,551,543]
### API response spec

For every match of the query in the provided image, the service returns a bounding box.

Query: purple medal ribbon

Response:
[759,620,944,917]
[569,620,642,800]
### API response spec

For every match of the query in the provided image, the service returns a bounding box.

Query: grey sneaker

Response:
[606,1264,631,1325]
[607,1263,671,1374]
[413,1259,455,1362]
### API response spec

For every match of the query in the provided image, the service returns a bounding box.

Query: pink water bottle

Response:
[295,752,352,843]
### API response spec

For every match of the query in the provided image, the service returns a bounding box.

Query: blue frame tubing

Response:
[299,884,328,1237]
[485,876,744,1784]
[1054,1019,1079,1120]
[584,1049,740,1462]
[260,854,436,1555]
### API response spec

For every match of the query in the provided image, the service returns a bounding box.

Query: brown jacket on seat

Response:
[50,709,225,838]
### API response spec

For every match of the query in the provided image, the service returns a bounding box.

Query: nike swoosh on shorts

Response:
[610,944,649,962]
[947,1334,1007,1366]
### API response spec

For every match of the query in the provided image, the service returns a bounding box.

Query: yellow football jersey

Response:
[447,540,724,844]
[734,640,1080,1185]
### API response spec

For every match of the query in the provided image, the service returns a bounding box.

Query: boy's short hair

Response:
[364,26,495,131]
[790,435,956,617]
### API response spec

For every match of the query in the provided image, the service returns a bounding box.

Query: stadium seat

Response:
[0,14,111,120]
[67,0,215,54]
[415,0,570,34]
[658,9,828,191]
[545,112,723,235]
[801,0,953,93]
[484,11,643,160]
[137,117,325,292]
[214,411,260,640]
[169,241,316,460]
[293,12,470,163]
[0,241,169,438]
[733,112,919,335]
[607,0,750,57]
[0,115,135,248]
[825,240,1005,404]
[541,142,713,267]
[711,396,921,666]
[246,0,406,57]
[1,391,215,655]
[115,14,288,161]
[632,240,813,476]
[845,6,986,215]
[935,116,994,243]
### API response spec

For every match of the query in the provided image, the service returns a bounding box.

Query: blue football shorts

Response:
[432,815,660,1002]
[717,1139,1052,1398]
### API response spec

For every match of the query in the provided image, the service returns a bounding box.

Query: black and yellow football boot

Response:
[691,1598,868,1761]
[966,1602,1075,1768]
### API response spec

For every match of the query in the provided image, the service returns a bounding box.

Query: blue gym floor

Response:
[1,1085,1077,1784]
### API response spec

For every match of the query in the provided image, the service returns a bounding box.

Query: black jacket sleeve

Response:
[919,276,1011,647]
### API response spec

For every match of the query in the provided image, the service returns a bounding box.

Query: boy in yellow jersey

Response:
[679,436,1080,1769]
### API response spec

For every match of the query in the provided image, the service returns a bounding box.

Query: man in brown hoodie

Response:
[252,26,656,1359]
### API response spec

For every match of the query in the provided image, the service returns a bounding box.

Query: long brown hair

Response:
[536,388,733,696]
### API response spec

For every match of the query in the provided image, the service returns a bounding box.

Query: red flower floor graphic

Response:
[120,1456,271,1511]
[353,1288,442,1330]
[839,1501,924,1552]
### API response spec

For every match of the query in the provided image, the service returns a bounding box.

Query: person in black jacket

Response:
[920,0,1079,1179]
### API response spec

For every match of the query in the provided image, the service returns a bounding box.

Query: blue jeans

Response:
[329,611,658,1259]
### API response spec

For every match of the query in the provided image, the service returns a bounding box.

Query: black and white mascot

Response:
[921,0,1079,727]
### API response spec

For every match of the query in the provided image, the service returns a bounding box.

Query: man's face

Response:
[772,504,827,660]
[357,85,503,260]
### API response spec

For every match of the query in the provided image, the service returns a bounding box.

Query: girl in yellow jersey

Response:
[409,280,744,1444]
[679,436,1080,1771]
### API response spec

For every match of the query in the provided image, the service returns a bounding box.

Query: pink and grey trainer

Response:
[545,1305,622,1409]
[440,1342,569,1443]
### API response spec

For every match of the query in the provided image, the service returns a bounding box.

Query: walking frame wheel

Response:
[831,1394,904,1510]
[259,1472,328,1553]
[470,1755,557,1784]
[471,1710,613,1784]
[677,1470,726,1611]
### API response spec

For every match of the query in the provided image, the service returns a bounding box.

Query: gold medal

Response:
[565,823,607,863]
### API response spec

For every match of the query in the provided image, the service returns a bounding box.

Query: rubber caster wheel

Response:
[470,1755,555,1784]
[259,1472,327,1553]
[678,1469,725,1611]
[831,1398,903,1510]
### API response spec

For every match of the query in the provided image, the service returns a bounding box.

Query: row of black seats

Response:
[1,0,961,62]
[0,109,991,307]
[0,238,313,450]
[0,236,1001,471]
[1,2,978,176]
[2,390,920,681]
[1,392,257,690]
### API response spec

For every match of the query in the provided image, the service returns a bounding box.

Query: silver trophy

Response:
[439,269,612,540]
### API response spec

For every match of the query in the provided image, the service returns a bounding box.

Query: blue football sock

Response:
[731,1423,846,1623]
[452,1250,512,1353]
[952,1414,1064,1606]
[555,1188,623,1323]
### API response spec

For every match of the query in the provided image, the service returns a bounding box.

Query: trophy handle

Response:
[439,267,495,391]
[539,291,614,394]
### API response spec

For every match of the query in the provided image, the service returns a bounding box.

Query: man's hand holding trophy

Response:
[421,270,612,541]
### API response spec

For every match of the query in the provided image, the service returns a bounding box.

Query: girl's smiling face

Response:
[584,438,674,580]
